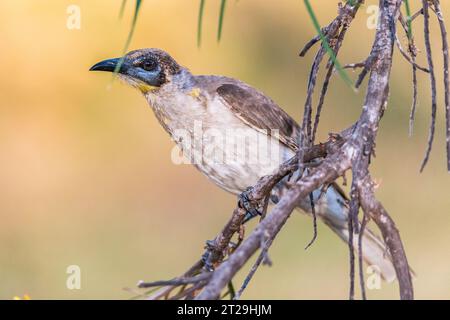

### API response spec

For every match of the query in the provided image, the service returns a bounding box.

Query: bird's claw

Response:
[239,188,262,223]
[202,240,217,271]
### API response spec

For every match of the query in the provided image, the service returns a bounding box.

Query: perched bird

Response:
[90,48,396,281]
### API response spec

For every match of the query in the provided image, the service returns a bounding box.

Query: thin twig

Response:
[420,0,438,172]
[299,30,327,57]
[431,0,450,171]
[347,214,355,300]
[398,12,420,137]
[301,0,363,144]
[347,183,360,300]
[411,8,424,21]
[138,273,211,288]
[355,55,376,88]
[343,61,366,69]
[358,213,368,300]
[312,3,362,142]
[304,192,318,250]
[234,236,274,300]
[395,34,429,73]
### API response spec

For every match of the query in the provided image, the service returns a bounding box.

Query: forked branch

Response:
[137,0,447,300]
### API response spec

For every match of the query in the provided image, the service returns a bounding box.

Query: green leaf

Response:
[197,0,206,47]
[217,0,227,42]
[123,0,142,53]
[404,0,413,39]
[303,0,355,90]
[119,0,127,19]
[115,0,143,74]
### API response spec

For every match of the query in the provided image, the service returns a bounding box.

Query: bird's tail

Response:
[321,214,396,283]
[300,184,397,282]
[273,182,396,282]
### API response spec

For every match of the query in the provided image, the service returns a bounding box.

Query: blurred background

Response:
[1,0,449,299]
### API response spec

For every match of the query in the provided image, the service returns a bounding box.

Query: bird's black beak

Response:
[89,58,122,73]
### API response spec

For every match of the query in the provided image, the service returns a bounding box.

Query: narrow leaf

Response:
[404,0,413,39]
[197,0,206,47]
[217,0,227,42]
[115,0,143,74]
[119,0,127,19]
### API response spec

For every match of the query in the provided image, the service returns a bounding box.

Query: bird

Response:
[90,48,396,282]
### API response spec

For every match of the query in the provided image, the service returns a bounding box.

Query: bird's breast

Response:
[147,91,293,194]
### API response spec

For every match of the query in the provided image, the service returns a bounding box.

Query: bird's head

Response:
[89,48,182,93]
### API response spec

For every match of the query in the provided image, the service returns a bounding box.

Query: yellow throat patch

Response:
[137,83,158,94]
[189,87,201,98]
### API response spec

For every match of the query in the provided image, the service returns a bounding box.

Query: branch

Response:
[300,0,363,145]
[196,144,352,299]
[420,0,438,172]
[347,0,414,299]
[312,1,363,142]
[140,0,417,301]
[357,175,413,300]
[395,34,429,73]
[196,0,414,300]
[398,11,420,137]
[137,136,345,299]
[431,0,450,171]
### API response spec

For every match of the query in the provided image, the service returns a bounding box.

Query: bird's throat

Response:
[137,83,159,94]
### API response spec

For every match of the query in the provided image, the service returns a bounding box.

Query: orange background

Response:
[0,0,449,299]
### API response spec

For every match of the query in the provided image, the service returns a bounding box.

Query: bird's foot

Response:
[201,239,217,271]
[239,188,262,224]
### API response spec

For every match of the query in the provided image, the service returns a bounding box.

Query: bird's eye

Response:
[142,59,157,71]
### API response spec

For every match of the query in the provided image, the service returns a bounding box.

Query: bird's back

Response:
[194,75,301,151]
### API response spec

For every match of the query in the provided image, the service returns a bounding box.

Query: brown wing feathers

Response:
[217,83,300,150]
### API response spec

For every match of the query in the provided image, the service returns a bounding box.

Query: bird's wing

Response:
[215,82,300,151]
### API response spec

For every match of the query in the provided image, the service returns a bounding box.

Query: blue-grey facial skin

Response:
[90,57,164,87]
[125,63,163,87]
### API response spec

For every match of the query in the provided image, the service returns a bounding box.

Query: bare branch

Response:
[358,213,369,300]
[395,34,429,73]
[357,175,413,300]
[431,0,450,171]
[301,0,363,145]
[142,0,417,301]
[343,61,366,69]
[398,12,420,137]
[420,0,438,172]
[196,145,352,300]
